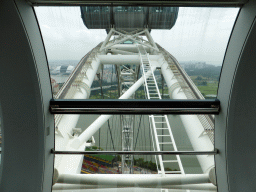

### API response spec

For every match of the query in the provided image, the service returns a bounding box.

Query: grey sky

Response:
[35,7,239,66]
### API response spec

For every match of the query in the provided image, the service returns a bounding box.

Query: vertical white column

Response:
[56,58,101,138]
[55,58,101,173]
[100,28,114,51]
[144,29,159,52]
[161,62,214,174]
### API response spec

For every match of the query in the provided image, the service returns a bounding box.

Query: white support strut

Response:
[100,28,114,52]
[71,66,157,149]
[54,57,101,174]
[161,61,215,174]
[53,183,217,191]
[144,28,159,51]
[57,174,211,187]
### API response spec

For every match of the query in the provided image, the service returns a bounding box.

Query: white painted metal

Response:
[111,44,151,52]
[98,55,160,65]
[121,114,135,173]
[57,173,210,187]
[160,50,215,144]
[100,28,114,51]
[118,63,137,173]
[108,48,138,55]
[130,36,159,51]
[144,28,159,51]
[54,55,101,173]
[71,66,156,149]
[148,115,161,173]
[161,61,215,174]
[102,30,146,51]
[137,44,184,176]
[54,27,214,190]
[54,47,101,126]
[151,116,185,175]
[53,183,217,191]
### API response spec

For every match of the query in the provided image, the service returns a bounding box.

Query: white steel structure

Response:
[52,28,216,191]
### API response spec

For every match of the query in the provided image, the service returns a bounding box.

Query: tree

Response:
[201,81,207,86]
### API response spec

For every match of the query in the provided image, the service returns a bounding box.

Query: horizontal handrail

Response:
[51,148,218,155]
[50,99,220,115]
[30,1,246,7]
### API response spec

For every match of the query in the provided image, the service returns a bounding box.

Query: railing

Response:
[53,42,102,126]
[157,44,215,144]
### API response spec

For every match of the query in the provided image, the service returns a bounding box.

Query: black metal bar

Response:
[30,0,246,7]
[51,148,218,155]
[50,99,220,115]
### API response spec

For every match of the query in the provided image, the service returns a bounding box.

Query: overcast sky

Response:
[35,7,239,66]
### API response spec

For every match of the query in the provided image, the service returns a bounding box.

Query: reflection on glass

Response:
[77,154,206,175]
[35,6,238,192]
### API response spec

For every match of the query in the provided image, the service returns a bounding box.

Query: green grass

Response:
[86,147,115,162]
[189,75,219,96]
[197,82,218,96]
[89,90,118,99]
[92,154,115,162]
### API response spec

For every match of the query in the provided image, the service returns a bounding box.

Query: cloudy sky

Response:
[35,7,239,66]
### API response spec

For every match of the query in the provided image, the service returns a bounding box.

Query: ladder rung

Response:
[159,142,173,144]
[165,171,182,173]
[162,160,178,163]
[156,128,169,130]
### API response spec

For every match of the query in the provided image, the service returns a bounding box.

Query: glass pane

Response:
[151,8,239,99]
[34,6,238,192]
[53,114,215,191]
[35,7,239,100]
[35,7,107,98]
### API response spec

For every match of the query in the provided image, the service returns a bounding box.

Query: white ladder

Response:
[137,44,184,176]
